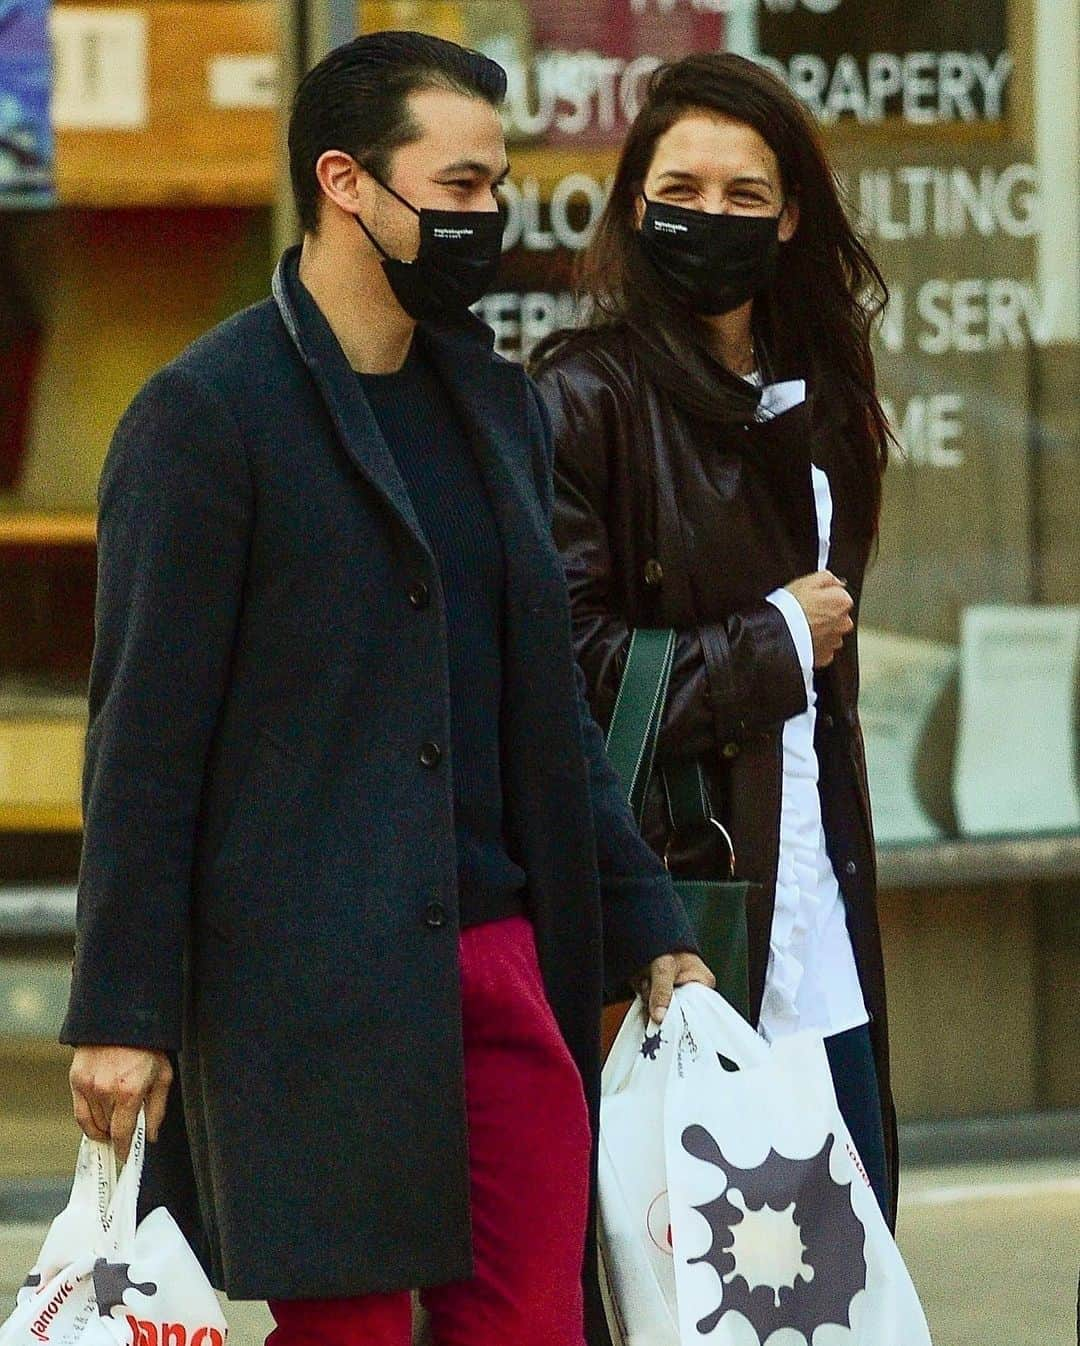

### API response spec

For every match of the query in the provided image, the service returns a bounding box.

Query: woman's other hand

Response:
[785,571,854,668]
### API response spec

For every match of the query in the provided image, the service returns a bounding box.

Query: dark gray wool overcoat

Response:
[61,248,694,1335]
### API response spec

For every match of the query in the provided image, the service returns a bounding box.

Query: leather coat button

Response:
[844,860,858,877]
[408,581,430,610]
[823,712,836,729]
[643,558,664,587]
[419,741,442,768]
[424,900,447,928]
[722,741,741,760]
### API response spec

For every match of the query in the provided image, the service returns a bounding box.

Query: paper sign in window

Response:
[50,8,148,131]
[207,54,281,110]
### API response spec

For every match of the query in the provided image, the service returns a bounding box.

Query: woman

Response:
[530,52,897,1222]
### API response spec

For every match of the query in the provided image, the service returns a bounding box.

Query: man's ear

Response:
[314,150,365,217]
[779,195,800,243]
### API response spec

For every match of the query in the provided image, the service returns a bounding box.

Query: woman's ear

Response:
[633,192,646,230]
[779,195,800,243]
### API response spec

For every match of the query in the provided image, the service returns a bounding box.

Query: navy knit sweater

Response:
[357,340,526,928]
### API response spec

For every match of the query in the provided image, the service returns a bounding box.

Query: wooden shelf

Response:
[0,712,86,837]
[0,805,83,834]
[57,165,275,209]
[0,514,96,547]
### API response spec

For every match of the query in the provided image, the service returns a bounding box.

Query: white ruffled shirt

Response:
[746,375,869,1042]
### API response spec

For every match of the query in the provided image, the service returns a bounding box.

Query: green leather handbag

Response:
[605,627,752,1020]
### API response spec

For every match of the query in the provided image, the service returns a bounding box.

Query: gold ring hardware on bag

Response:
[664,815,736,879]
[606,629,750,1017]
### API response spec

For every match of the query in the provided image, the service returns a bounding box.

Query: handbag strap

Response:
[606,628,735,875]
[605,628,675,824]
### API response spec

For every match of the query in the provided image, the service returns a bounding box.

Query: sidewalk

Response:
[2,1158,1077,1345]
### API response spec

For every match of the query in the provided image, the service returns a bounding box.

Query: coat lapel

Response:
[273,248,557,610]
[272,249,430,555]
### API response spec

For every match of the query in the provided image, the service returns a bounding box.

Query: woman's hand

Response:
[785,571,854,668]
[637,951,716,1024]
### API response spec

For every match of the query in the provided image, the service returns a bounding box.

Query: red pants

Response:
[267,915,591,1346]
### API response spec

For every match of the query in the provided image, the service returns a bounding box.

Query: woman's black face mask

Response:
[356,173,505,322]
[637,196,782,316]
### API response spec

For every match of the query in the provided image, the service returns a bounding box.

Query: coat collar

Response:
[273,246,430,549]
[271,248,545,592]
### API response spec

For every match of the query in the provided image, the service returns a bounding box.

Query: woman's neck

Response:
[704,300,756,376]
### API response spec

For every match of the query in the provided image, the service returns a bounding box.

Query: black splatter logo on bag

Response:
[680,1123,866,1342]
[92,1261,158,1317]
[641,1029,664,1061]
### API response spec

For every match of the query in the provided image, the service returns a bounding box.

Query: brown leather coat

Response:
[534,324,898,1218]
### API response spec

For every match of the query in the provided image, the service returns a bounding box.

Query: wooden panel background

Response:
[54,0,279,207]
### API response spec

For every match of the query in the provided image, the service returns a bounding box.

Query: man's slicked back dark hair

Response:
[288,30,507,234]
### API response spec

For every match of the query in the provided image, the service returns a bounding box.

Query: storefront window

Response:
[361,0,1079,849]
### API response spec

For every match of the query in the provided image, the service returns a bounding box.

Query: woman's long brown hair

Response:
[529,52,893,541]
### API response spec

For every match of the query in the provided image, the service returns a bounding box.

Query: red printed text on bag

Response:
[125,1318,226,1346]
[30,1277,79,1341]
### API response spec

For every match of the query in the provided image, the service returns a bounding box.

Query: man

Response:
[61,31,711,1346]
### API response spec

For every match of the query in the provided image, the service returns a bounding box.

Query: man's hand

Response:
[638,951,715,1025]
[785,570,854,668]
[69,1046,173,1161]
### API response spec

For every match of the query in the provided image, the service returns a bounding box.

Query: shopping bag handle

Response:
[109,1109,147,1246]
[70,1126,120,1235]
[673,982,768,1069]
[80,1107,147,1254]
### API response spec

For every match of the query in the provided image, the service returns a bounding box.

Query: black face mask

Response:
[356,174,505,322]
[637,197,781,316]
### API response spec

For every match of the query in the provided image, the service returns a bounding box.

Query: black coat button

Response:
[823,713,836,729]
[643,558,664,588]
[722,741,741,760]
[408,581,430,610]
[425,900,447,928]
[419,741,442,768]
[844,860,858,877]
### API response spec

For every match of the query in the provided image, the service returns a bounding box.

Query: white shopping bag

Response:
[599,985,932,1346]
[598,998,682,1346]
[0,1111,227,1346]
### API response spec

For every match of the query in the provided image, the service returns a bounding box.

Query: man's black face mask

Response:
[637,196,782,317]
[356,173,505,322]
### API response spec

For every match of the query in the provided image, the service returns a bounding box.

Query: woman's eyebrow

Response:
[654,169,773,191]
[655,169,702,184]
